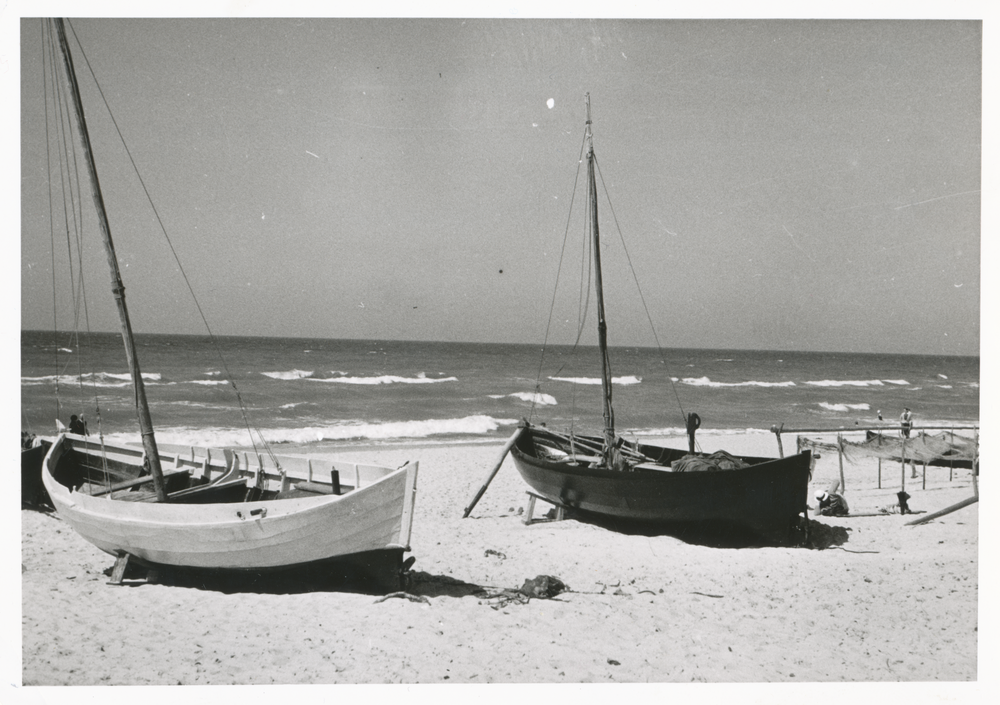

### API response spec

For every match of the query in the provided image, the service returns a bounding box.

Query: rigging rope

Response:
[55,20,280,470]
[41,21,62,426]
[529,128,588,423]
[43,19,113,489]
[528,116,691,439]
[593,154,688,430]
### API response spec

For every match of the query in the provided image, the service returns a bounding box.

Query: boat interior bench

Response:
[89,467,191,496]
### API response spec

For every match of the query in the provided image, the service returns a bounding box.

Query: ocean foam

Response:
[806,379,885,387]
[490,392,558,406]
[311,373,458,385]
[549,375,642,386]
[681,376,796,388]
[261,369,314,380]
[818,402,872,412]
[123,415,518,447]
[20,371,160,388]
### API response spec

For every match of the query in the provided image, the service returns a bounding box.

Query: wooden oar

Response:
[462,427,525,518]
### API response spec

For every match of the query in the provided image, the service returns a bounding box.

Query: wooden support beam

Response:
[463,427,524,518]
[905,496,978,526]
[108,552,131,585]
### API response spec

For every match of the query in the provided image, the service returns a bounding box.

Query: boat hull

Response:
[42,435,418,585]
[511,427,811,546]
[21,439,53,509]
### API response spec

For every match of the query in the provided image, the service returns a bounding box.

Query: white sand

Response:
[17,430,982,693]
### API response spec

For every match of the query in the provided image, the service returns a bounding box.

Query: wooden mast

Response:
[53,19,168,502]
[585,94,616,464]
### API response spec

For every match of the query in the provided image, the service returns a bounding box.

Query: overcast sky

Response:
[15,10,984,356]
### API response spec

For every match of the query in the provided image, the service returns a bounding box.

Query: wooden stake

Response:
[463,427,525,518]
[949,429,954,481]
[905,496,978,526]
[837,434,846,493]
[900,438,906,492]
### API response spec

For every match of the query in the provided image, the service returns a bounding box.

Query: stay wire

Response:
[529,127,588,423]
[593,154,688,429]
[42,21,101,442]
[43,19,111,481]
[64,20,277,466]
[41,21,62,425]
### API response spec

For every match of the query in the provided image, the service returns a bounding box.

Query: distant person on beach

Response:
[68,414,87,435]
[900,408,913,438]
[685,412,701,453]
[877,410,883,421]
[814,490,849,517]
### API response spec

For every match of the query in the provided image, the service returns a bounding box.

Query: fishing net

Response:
[797,431,977,467]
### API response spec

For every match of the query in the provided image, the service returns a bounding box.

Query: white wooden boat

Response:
[43,433,418,585]
[36,19,420,591]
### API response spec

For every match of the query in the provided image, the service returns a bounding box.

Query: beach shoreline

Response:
[19,430,980,688]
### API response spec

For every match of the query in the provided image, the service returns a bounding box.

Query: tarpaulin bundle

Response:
[670,450,749,473]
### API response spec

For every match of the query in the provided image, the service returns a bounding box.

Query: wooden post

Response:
[463,427,525,518]
[770,425,784,458]
[837,434,846,493]
[876,431,881,489]
[900,438,906,492]
[922,461,926,490]
[949,429,954,481]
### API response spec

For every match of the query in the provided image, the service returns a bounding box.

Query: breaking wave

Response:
[681,376,796,388]
[261,369,314,380]
[489,392,558,406]
[310,372,457,385]
[549,376,642,386]
[818,402,872,412]
[21,371,162,387]
[102,415,518,447]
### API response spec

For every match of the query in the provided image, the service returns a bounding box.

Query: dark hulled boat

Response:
[509,95,811,546]
[511,426,811,545]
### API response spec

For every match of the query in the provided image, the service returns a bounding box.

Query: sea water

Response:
[20,330,980,452]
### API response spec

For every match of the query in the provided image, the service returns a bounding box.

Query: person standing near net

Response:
[899,407,913,438]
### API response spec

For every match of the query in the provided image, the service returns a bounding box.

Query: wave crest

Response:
[549,376,641,386]
[109,415,517,447]
[311,372,457,385]
[489,392,558,406]
[681,376,795,388]
[261,369,314,380]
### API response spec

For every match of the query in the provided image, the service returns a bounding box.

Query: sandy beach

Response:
[16,430,982,693]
